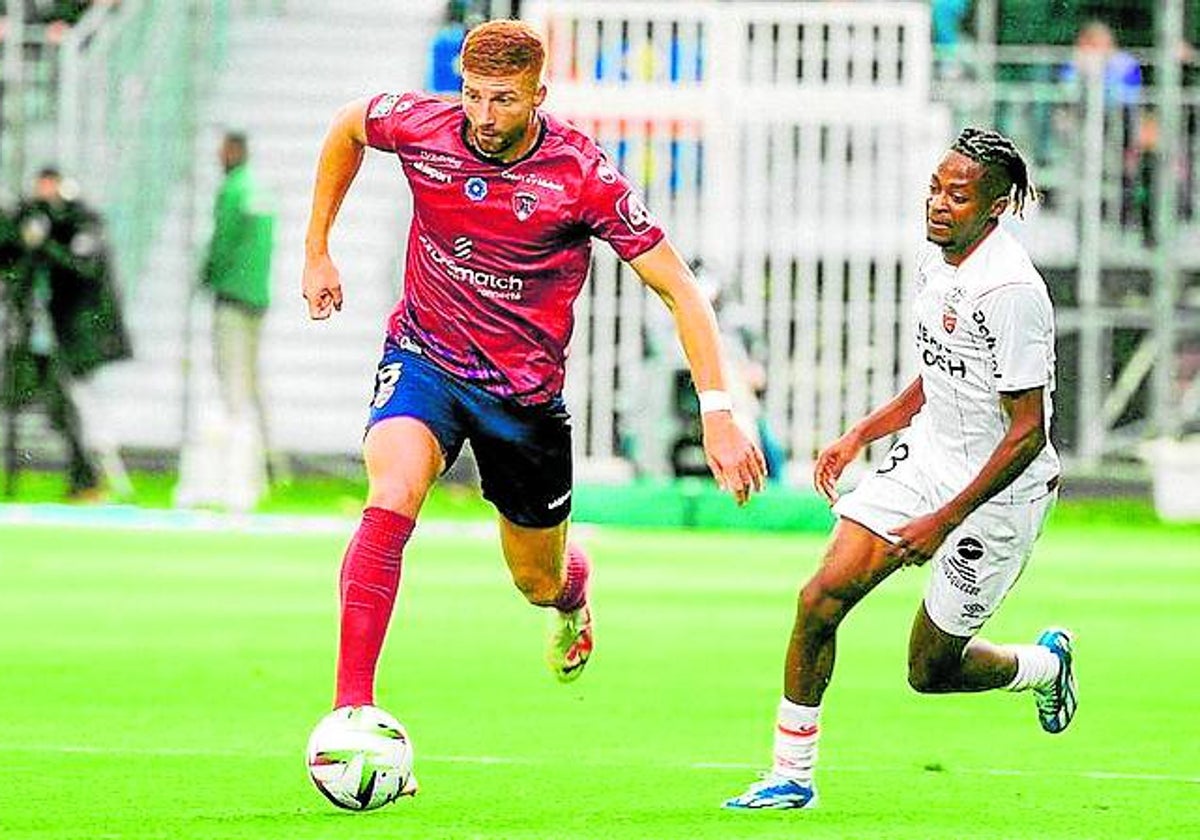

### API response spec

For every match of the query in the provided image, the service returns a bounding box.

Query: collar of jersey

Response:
[459,113,547,168]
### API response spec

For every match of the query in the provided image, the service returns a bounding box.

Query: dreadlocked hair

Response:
[951,127,1038,218]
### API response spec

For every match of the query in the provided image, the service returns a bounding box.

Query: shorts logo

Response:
[368,94,401,119]
[453,236,473,259]
[547,489,572,510]
[955,536,985,562]
[615,190,654,234]
[512,190,538,221]
[942,304,958,334]
[372,362,403,409]
[465,177,488,202]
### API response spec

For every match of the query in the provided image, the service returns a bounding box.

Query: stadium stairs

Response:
[99,0,443,460]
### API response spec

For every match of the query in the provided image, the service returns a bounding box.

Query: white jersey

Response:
[908,226,1060,503]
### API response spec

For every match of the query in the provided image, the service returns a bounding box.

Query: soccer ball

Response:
[305,705,415,811]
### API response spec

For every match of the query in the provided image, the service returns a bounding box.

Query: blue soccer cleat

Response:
[722,774,818,810]
[1034,627,1077,734]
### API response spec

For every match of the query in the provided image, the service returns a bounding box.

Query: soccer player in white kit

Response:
[725,128,1078,811]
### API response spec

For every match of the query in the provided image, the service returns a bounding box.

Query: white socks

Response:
[772,698,820,783]
[1004,644,1061,691]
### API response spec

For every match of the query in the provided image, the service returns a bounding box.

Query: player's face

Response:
[926,151,1007,263]
[461,70,546,162]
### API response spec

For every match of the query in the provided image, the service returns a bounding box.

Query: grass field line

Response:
[0,503,497,539]
[12,744,1198,786]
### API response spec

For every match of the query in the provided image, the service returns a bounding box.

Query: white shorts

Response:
[833,439,1057,637]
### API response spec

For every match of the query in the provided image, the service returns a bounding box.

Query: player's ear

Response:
[533,82,547,107]
[988,194,1009,221]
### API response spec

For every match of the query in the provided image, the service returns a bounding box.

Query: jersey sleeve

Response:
[363,92,422,152]
[976,284,1054,392]
[577,154,665,262]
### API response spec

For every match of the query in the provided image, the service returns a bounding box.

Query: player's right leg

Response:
[334,340,465,710]
[724,518,902,810]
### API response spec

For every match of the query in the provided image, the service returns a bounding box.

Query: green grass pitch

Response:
[1,501,1198,839]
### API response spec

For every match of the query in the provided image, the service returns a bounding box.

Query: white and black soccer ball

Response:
[306,705,415,811]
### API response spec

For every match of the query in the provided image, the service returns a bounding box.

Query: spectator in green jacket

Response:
[199,130,279,490]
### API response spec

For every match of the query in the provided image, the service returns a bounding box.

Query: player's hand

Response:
[702,411,767,507]
[302,253,344,320]
[813,430,863,505]
[886,512,956,567]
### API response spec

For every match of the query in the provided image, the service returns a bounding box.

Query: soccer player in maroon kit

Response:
[301,20,765,727]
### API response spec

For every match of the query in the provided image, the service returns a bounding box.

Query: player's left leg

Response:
[908,491,1076,732]
[497,517,593,682]
[467,392,590,681]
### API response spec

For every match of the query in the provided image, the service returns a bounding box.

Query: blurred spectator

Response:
[0,2,93,44]
[931,0,971,80]
[426,1,484,94]
[197,130,279,497]
[1060,20,1148,232]
[1,166,131,500]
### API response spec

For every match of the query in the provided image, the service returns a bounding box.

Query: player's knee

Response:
[365,479,427,517]
[798,578,846,635]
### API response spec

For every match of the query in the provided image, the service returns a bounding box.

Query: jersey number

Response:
[372,362,403,409]
[876,442,909,475]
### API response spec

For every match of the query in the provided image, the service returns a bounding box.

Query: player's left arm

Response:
[630,239,767,505]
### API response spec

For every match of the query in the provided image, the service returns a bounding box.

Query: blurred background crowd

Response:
[1,0,1198,522]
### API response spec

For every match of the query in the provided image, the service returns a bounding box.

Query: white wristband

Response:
[697,389,733,414]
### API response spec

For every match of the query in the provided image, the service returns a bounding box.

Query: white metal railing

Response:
[525,0,936,478]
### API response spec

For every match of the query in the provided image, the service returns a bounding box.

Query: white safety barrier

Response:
[524,1,945,478]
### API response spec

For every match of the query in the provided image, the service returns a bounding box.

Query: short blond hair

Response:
[461,19,546,80]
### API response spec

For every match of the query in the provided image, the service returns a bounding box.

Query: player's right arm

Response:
[814,377,925,503]
[302,98,370,320]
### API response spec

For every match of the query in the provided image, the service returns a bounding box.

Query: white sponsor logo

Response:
[547,489,572,510]
[615,190,654,235]
[501,170,565,192]
[368,94,401,119]
[412,160,451,184]
[419,235,524,301]
[596,163,618,184]
[398,336,423,355]
[419,150,463,169]
[453,236,473,259]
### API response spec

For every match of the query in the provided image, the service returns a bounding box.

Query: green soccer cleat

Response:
[547,602,593,683]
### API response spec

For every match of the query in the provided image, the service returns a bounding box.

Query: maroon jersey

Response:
[365,91,666,404]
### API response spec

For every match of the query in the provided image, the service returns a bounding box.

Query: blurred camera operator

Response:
[1,166,132,500]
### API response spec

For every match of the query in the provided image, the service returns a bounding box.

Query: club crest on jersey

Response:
[942,304,958,334]
[512,190,538,221]
[615,190,654,234]
[465,177,488,202]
